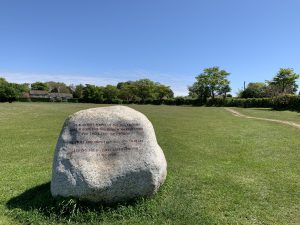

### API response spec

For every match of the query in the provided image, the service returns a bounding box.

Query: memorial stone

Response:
[51,106,167,203]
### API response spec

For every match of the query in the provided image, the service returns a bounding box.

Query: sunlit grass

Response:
[0,103,299,224]
[232,107,300,123]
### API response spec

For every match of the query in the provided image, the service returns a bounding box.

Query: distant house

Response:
[28,90,73,100]
[49,93,73,100]
[29,90,49,98]
[22,92,30,98]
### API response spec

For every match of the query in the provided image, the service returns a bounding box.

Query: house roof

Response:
[22,92,30,97]
[49,93,73,98]
[30,90,49,95]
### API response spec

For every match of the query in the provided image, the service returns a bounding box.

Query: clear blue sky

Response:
[1,0,300,96]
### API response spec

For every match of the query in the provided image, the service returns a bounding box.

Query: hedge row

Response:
[208,98,273,108]
[272,95,300,110]
[18,97,69,102]
[16,95,300,110]
[206,95,300,110]
[18,97,50,102]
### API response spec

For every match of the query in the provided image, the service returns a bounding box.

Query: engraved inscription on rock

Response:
[66,122,144,160]
[51,106,167,203]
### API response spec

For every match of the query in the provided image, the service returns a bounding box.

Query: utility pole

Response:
[243,81,246,91]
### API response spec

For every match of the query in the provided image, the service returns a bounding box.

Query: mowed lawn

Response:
[0,103,299,225]
[232,107,300,124]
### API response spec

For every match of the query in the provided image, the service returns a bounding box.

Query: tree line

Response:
[188,67,299,102]
[238,68,299,98]
[0,67,299,103]
[0,78,174,103]
[73,79,174,103]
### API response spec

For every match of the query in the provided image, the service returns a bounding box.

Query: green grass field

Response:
[0,103,299,225]
[232,107,300,124]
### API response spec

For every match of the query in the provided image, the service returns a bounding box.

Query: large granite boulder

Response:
[51,106,167,203]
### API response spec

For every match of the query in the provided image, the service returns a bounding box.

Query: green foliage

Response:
[118,82,136,102]
[45,81,71,93]
[189,66,231,102]
[239,82,268,98]
[267,68,299,94]
[0,77,7,85]
[103,85,119,103]
[17,97,31,102]
[272,94,300,110]
[0,78,19,102]
[0,77,175,104]
[30,97,50,102]
[78,79,173,104]
[156,95,300,110]
[204,95,300,110]
[17,98,51,103]
[13,83,30,93]
[67,98,79,103]
[224,98,273,108]
[155,84,174,100]
[239,69,299,98]
[72,84,84,99]
[31,82,49,91]
[82,85,103,103]
[188,81,210,102]
[133,79,157,102]
[218,84,231,98]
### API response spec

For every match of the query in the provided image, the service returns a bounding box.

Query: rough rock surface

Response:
[51,106,167,203]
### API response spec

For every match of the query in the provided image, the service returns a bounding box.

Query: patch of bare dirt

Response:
[225,108,300,130]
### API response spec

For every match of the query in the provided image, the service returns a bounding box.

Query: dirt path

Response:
[225,108,300,130]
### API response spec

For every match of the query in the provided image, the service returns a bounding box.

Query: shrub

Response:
[67,98,79,103]
[222,98,273,108]
[206,98,226,106]
[30,98,50,102]
[163,98,176,105]
[17,97,31,102]
[175,97,185,105]
[14,94,300,111]
[151,99,163,105]
[111,99,123,104]
[272,95,300,110]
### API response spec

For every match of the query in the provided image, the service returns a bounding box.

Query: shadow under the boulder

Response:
[6,182,53,213]
[6,182,143,221]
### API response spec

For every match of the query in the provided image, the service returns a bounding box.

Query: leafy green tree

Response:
[267,68,299,94]
[93,87,105,103]
[82,84,104,103]
[155,84,174,100]
[218,83,231,99]
[117,81,134,89]
[189,67,230,102]
[45,81,71,93]
[118,83,136,102]
[17,83,30,93]
[82,84,96,102]
[103,85,119,102]
[73,84,84,98]
[0,78,7,85]
[188,77,210,102]
[240,82,267,98]
[0,78,18,102]
[50,87,59,93]
[134,79,157,103]
[7,83,30,95]
[31,82,49,91]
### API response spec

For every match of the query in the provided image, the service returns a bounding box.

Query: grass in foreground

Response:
[0,103,299,225]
